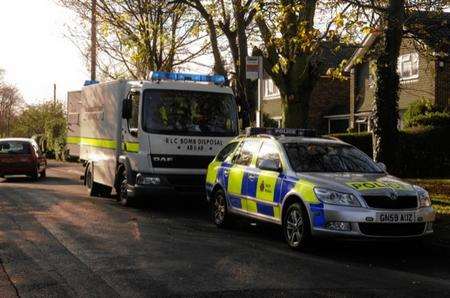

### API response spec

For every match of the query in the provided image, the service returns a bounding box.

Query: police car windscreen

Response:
[284,143,383,173]
[142,89,238,136]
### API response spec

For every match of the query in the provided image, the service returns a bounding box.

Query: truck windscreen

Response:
[142,89,238,136]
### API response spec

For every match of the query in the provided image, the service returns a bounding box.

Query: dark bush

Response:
[407,112,450,128]
[330,126,450,178]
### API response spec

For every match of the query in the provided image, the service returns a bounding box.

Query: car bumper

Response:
[0,168,35,176]
[310,204,435,239]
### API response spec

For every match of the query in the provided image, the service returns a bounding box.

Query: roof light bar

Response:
[84,80,99,86]
[150,71,226,85]
[245,127,317,137]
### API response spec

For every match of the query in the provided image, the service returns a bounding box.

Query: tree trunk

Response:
[372,0,404,171]
[281,90,311,128]
[233,0,250,128]
[206,16,227,76]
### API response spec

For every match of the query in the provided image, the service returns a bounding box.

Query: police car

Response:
[205,128,435,249]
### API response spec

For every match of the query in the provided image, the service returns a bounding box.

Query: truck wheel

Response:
[85,164,101,197]
[283,202,311,250]
[211,189,232,228]
[117,168,134,206]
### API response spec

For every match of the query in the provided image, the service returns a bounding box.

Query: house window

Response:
[397,53,419,81]
[264,79,280,98]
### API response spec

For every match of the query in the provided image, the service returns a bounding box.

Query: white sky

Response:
[0,0,88,105]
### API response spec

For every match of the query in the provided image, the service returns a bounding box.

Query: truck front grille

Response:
[165,174,206,192]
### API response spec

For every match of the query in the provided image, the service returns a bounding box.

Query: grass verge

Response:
[407,179,450,245]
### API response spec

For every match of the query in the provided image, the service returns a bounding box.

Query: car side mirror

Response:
[377,162,387,172]
[129,128,138,138]
[259,159,282,172]
[122,98,132,119]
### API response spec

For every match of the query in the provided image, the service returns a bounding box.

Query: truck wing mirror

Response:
[129,128,138,138]
[122,98,132,119]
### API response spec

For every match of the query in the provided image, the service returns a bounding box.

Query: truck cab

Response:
[80,72,239,205]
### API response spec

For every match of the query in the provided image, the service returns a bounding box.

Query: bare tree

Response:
[0,83,24,137]
[59,0,208,79]
[178,0,258,127]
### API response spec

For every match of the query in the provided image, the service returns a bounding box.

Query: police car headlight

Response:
[314,188,361,207]
[414,185,431,208]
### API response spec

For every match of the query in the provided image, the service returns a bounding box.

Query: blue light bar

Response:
[150,71,226,85]
[84,80,99,86]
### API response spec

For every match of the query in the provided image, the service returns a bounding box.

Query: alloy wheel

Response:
[285,208,304,247]
[214,192,226,225]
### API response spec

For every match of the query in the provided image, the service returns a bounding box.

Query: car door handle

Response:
[248,174,257,181]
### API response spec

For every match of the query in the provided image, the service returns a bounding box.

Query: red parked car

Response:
[0,138,47,181]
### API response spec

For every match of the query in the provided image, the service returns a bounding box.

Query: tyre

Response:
[30,167,39,181]
[116,167,134,206]
[211,189,231,228]
[283,202,311,250]
[85,164,101,197]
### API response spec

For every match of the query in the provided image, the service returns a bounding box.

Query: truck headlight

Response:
[136,174,161,185]
[314,188,361,207]
[414,185,431,208]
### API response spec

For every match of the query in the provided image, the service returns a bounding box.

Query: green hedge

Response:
[407,112,450,128]
[330,126,450,178]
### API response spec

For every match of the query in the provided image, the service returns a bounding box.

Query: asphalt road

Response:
[1,162,450,297]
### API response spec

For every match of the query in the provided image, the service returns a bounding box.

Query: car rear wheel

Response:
[283,202,311,250]
[211,189,232,228]
[30,167,39,181]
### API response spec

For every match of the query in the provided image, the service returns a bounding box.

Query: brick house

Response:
[336,12,450,132]
[261,45,355,134]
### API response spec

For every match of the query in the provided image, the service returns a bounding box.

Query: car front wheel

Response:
[283,202,311,250]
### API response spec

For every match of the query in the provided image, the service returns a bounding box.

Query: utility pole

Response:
[90,0,97,81]
[53,83,57,105]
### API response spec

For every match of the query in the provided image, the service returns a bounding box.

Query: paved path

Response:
[0,161,449,297]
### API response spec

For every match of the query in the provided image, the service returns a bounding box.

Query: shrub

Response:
[330,126,450,178]
[403,98,436,128]
[407,111,450,128]
[263,113,279,128]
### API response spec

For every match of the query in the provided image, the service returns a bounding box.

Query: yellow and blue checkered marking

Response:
[206,161,324,226]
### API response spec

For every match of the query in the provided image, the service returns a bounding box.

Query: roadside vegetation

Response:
[408,179,450,245]
[0,73,67,160]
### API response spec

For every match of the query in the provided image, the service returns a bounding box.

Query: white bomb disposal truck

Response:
[80,72,239,205]
[66,90,82,159]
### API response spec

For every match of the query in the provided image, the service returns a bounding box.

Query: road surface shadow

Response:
[3,179,450,282]
[1,176,81,186]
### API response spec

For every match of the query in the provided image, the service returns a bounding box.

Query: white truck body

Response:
[79,78,238,199]
[66,90,82,158]
[80,80,127,187]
